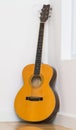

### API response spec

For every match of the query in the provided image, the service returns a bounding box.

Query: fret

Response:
[38,41,42,44]
[38,50,42,53]
[35,61,41,64]
[37,47,42,49]
[36,58,41,61]
[36,57,40,58]
[36,53,41,57]
[39,38,42,41]
[34,22,44,75]
[38,44,42,47]
[39,33,43,36]
[38,47,42,50]
[38,44,42,46]
[36,66,40,69]
[35,62,41,64]
[39,35,43,37]
[36,57,41,60]
[36,61,40,63]
[35,65,40,68]
[36,54,42,57]
[38,39,43,42]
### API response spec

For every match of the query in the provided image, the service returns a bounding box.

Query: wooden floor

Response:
[0,122,72,130]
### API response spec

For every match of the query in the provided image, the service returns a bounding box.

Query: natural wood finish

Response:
[0,122,72,130]
[14,5,59,123]
[14,64,59,122]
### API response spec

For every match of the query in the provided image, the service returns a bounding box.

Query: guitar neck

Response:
[34,22,45,75]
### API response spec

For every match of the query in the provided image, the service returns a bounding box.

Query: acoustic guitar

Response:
[14,4,59,123]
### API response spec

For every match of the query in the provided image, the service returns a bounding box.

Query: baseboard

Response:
[0,110,76,130]
[54,112,76,130]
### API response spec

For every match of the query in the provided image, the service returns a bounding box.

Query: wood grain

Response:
[14,64,59,122]
[0,122,72,130]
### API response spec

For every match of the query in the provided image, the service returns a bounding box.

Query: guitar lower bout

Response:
[14,64,59,123]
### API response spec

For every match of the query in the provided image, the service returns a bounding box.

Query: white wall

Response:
[72,0,76,55]
[0,0,49,121]
[49,0,76,129]
[0,0,76,129]
[49,0,76,117]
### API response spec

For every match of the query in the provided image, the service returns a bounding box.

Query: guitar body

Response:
[14,5,59,122]
[14,64,59,122]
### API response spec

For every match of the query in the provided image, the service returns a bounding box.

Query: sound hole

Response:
[31,76,42,88]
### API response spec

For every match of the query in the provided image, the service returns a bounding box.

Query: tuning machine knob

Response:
[50,7,52,10]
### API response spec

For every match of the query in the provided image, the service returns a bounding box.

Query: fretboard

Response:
[34,22,44,75]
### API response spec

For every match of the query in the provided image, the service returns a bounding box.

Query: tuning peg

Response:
[49,11,52,14]
[41,8,44,11]
[40,12,42,16]
[50,8,52,10]
[43,4,46,7]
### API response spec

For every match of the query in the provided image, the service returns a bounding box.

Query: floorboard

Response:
[0,122,72,130]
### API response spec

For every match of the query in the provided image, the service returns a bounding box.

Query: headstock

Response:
[40,4,52,23]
